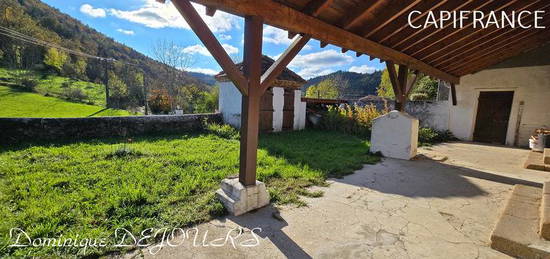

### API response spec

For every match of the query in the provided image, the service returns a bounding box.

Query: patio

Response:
[125,142,550,258]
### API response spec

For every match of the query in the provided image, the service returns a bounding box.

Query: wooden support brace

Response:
[396,64,409,111]
[260,35,311,92]
[356,52,363,57]
[172,0,247,95]
[405,70,421,97]
[288,31,297,39]
[341,48,349,53]
[320,41,328,48]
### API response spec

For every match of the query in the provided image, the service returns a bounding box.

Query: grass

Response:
[0,86,133,118]
[0,68,106,106]
[0,130,378,257]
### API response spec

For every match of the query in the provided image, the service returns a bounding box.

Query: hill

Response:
[0,0,208,110]
[188,72,217,86]
[0,85,134,117]
[304,70,382,99]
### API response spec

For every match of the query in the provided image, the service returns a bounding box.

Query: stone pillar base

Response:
[215,178,270,216]
[370,110,419,160]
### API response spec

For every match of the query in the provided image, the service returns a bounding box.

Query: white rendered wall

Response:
[219,81,242,128]
[272,87,284,132]
[371,111,419,160]
[449,45,550,147]
[293,90,306,130]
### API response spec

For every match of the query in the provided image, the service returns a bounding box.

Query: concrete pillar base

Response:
[215,178,270,216]
[370,110,419,160]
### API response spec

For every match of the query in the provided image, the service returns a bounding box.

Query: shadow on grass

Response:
[86,108,109,117]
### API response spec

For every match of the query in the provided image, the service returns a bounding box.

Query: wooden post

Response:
[239,15,263,186]
[450,83,457,106]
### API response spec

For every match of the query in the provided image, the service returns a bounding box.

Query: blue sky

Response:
[42,0,384,79]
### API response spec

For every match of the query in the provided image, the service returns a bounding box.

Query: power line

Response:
[0,25,140,68]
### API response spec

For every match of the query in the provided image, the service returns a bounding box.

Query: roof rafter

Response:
[184,0,459,83]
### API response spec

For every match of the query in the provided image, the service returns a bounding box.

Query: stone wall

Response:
[0,114,221,144]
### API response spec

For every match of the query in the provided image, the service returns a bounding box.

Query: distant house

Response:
[216,56,307,132]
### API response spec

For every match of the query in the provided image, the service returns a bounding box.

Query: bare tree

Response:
[151,39,197,112]
[152,39,195,70]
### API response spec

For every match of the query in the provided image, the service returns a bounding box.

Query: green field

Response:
[0,86,133,117]
[0,68,107,106]
[0,130,378,257]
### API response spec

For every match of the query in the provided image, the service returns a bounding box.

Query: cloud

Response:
[80,4,106,18]
[116,29,135,35]
[263,26,292,45]
[349,65,376,74]
[187,68,219,75]
[281,49,353,79]
[182,44,238,56]
[218,34,232,41]
[109,0,237,32]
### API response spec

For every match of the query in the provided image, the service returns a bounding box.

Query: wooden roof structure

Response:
[162,0,549,189]
[182,0,550,84]
[215,55,306,89]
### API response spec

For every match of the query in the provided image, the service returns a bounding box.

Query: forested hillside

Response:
[0,0,214,113]
[304,70,382,99]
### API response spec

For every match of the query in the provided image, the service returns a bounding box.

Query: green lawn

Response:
[0,130,378,257]
[0,68,106,106]
[0,86,133,117]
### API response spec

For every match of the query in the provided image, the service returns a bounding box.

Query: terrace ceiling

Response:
[182,0,550,84]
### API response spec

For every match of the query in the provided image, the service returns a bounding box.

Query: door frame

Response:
[469,88,518,146]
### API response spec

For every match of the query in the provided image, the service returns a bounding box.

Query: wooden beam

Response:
[363,0,421,38]
[356,52,363,57]
[320,41,328,48]
[445,28,548,73]
[337,1,378,30]
[405,0,523,56]
[387,0,476,49]
[385,61,402,102]
[185,0,460,84]
[421,0,547,63]
[377,0,449,43]
[405,71,420,97]
[454,29,550,75]
[172,0,247,95]
[288,31,297,39]
[341,48,348,53]
[261,35,311,92]
[206,6,217,16]
[436,15,550,70]
[239,15,263,186]
[302,0,333,17]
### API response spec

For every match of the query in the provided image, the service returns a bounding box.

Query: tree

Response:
[44,48,67,72]
[305,78,339,99]
[107,71,128,107]
[376,67,439,101]
[194,86,219,113]
[148,88,173,114]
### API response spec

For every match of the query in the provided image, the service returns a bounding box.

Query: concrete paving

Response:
[124,142,550,259]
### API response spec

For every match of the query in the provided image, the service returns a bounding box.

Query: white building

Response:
[216,56,307,132]
[448,43,550,147]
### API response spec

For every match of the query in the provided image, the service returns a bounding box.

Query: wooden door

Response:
[259,88,273,132]
[473,91,514,145]
[283,89,294,131]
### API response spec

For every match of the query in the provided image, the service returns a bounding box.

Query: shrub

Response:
[318,104,386,138]
[204,121,239,140]
[418,127,457,145]
[20,78,39,90]
[63,87,88,102]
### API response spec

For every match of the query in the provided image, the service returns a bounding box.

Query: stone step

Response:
[541,182,550,240]
[490,185,550,258]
